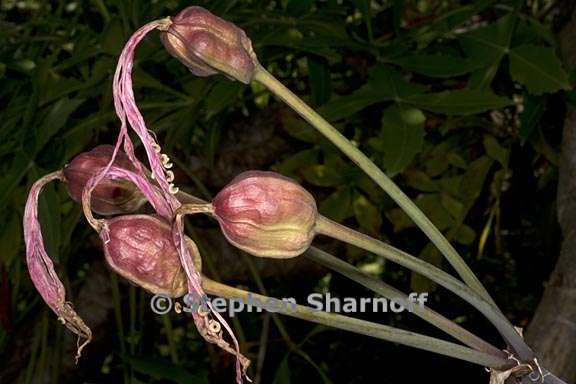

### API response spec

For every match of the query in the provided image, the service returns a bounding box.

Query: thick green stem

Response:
[304,247,505,358]
[314,215,533,361]
[202,278,512,370]
[253,65,492,303]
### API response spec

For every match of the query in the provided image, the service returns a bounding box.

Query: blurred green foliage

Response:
[0,0,571,383]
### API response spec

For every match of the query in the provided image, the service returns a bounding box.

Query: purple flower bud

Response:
[63,145,146,215]
[213,171,317,258]
[160,6,258,84]
[102,215,200,297]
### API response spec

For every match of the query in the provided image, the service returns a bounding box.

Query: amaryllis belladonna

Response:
[212,171,318,258]
[103,214,200,298]
[160,6,258,84]
[63,144,146,215]
[106,14,247,381]
[23,7,250,382]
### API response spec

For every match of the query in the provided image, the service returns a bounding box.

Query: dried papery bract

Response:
[104,14,254,381]
[64,145,147,215]
[80,164,248,381]
[178,171,318,258]
[23,171,92,361]
[160,6,258,84]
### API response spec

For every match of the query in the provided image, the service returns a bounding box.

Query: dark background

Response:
[0,1,573,383]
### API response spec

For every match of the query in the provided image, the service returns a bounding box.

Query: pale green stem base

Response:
[176,192,501,359]
[314,215,533,361]
[202,278,511,370]
[304,246,505,358]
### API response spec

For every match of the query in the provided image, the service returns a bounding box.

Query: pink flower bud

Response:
[212,171,317,258]
[102,215,200,297]
[63,145,146,215]
[160,6,258,84]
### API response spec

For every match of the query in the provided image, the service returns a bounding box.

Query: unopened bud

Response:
[63,145,146,215]
[160,6,258,84]
[102,215,201,297]
[212,171,317,258]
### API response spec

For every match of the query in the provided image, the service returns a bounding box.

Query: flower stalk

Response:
[314,215,533,361]
[252,65,494,304]
[303,246,505,357]
[202,278,512,370]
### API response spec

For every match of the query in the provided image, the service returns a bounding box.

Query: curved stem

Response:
[253,66,493,304]
[202,278,513,370]
[304,247,506,358]
[314,215,533,361]
[176,190,502,355]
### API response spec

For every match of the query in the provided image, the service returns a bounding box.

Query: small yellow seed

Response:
[166,170,175,182]
[169,184,179,194]
[208,319,221,334]
[151,143,161,153]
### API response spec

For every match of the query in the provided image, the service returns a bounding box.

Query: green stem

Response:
[162,315,180,364]
[253,65,492,303]
[110,272,130,384]
[314,215,533,361]
[175,190,504,358]
[304,246,505,358]
[202,278,512,370]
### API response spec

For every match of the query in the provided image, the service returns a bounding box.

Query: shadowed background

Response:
[0,1,573,383]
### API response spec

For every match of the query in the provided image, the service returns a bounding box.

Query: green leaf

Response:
[410,244,442,293]
[353,193,382,235]
[459,156,494,210]
[35,97,85,152]
[390,55,481,78]
[403,169,439,192]
[204,81,243,118]
[416,194,454,231]
[509,44,571,95]
[406,90,511,115]
[440,193,464,221]
[320,187,353,222]
[302,165,344,187]
[377,105,426,176]
[453,224,476,245]
[460,15,516,65]
[308,56,332,106]
[519,95,545,142]
[100,18,126,55]
[273,357,291,384]
[129,357,208,384]
[0,212,21,267]
[483,135,507,166]
[274,149,319,176]
[460,15,516,89]
[319,65,425,121]
[280,110,320,143]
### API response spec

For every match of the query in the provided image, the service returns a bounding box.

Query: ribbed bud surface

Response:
[64,145,146,215]
[161,6,257,84]
[103,215,198,297]
[213,171,317,258]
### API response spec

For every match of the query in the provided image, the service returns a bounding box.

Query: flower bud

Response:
[103,215,200,297]
[64,145,147,215]
[212,171,317,258]
[160,6,258,84]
